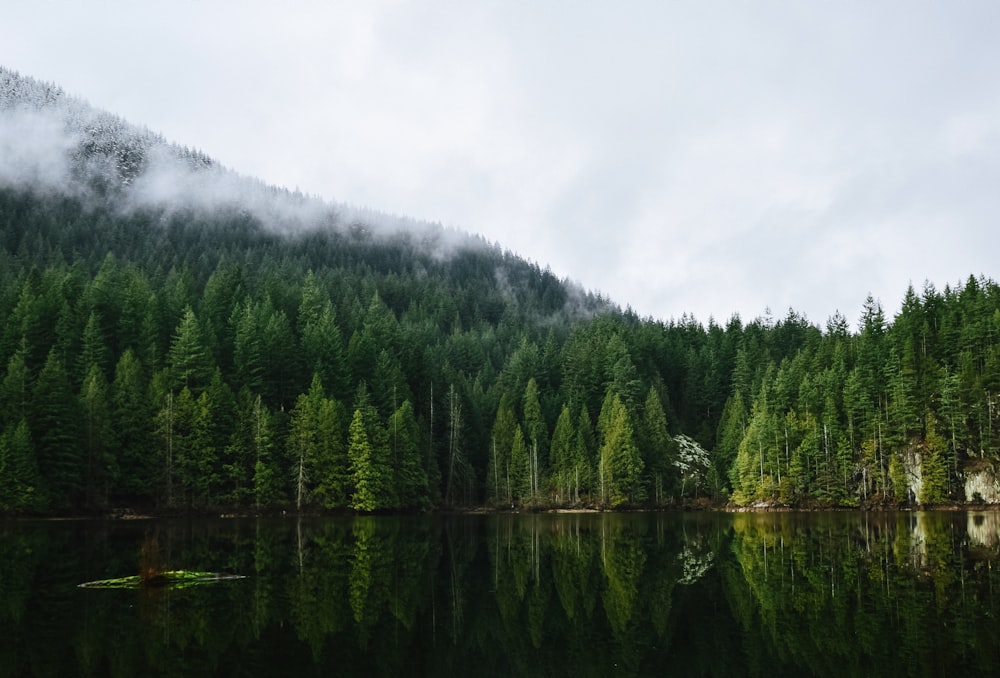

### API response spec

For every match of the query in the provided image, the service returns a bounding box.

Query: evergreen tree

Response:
[639,386,676,503]
[509,425,529,504]
[486,395,518,506]
[79,311,110,381]
[523,377,548,502]
[388,400,429,509]
[286,386,318,512]
[111,349,154,501]
[574,405,596,500]
[716,392,747,496]
[348,408,379,512]
[313,393,349,509]
[231,298,265,394]
[226,390,279,507]
[168,306,213,393]
[30,349,81,509]
[79,363,114,508]
[549,405,576,503]
[0,347,30,432]
[920,410,950,505]
[0,420,39,512]
[301,301,350,401]
[597,391,644,507]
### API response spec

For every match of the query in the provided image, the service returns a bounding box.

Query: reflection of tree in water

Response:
[728,512,1000,676]
[22,513,1000,677]
[549,516,599,623]
[677,544,714,585]
[600,518,646,637]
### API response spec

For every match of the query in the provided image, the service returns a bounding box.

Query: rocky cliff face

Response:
[964,464,1000,503]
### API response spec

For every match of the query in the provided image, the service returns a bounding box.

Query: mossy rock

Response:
[79,570,246,589]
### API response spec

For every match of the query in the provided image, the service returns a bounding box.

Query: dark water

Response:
[2,511,1000,677]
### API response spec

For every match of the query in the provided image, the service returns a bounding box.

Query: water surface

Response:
[2,511,999,676]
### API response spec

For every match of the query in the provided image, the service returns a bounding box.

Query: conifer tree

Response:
[509,425,529,504]
[523,378,548,502]
[111,349,154,501]
[80,363,114,508]
[31,349,81,509]
[597,391,644,507]
[314,394,349,509]
[348,408,378,512]
[486,396,519,506]
[168,306,212,393]
[549,405,576,502]
[0,348,30,432]
[0,420,39,512]
[389,400,428,509]
[574,405,596,500]
[639,386,675,503]
[920,410,950,505]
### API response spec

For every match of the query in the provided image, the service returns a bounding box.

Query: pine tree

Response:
[549,405,576,502]
[509,425,529,504]
[168,306,213,393]
[597,391,644,507]
[349,408,378,512]
[389,400,429,509]
[313,394,349,509]
[574,405,596,501]
[523,378,548,502]
[0,420,39,512]
[716,392,747,496]
[486,395,518,506]
[0,347,30,432]
[80,363,114,508]
[79,311,110,381]
[302,301,350,401]
[639,386,675,504]
[111,349,154,501]
[920,410,950,505]
[31,349,81,509]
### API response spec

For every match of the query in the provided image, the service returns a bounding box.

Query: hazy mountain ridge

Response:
[3,67,999,515]
[0,66,609,321]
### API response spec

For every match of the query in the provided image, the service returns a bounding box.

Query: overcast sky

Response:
[4,1,1000,328]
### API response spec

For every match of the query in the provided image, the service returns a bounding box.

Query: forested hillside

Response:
[2,67,999,514]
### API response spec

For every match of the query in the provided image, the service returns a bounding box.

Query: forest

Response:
[2,67,1000,514]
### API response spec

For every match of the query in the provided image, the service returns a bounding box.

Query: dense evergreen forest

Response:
[2,67,1000,514]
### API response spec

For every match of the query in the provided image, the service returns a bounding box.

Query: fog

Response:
[0,67,490,257]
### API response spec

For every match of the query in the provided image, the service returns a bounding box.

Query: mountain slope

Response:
[2,67,1000,515]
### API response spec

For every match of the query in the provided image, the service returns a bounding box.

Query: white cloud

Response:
[4,1,1000,327]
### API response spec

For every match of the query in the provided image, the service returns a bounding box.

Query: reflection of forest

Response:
[1,513,999,676]
[728,511,1000,676]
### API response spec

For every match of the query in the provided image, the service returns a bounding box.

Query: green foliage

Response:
[168,306,213,393]
[639,386,676,503]
[31,349,81,509]
[0,420,39,512]
[388,400,429,509]
[920,411,950,505]
[486,396,519,506]
[598,391,644,507]
[2,152,1000,512]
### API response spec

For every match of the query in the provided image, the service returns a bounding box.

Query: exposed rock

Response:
[964,464,1000,504]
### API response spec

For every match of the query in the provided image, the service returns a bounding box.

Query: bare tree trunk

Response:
[492,436,499,505]
[296,447,305,513]
[164,391,174,508]
[445,384,461,506]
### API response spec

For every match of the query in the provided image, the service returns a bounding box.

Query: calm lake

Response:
[2,511,999,676]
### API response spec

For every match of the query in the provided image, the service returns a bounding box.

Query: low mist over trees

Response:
[2,67,1000,513]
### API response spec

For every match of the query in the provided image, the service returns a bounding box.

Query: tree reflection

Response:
[5,513,1000,676]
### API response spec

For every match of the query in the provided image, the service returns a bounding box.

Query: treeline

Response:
[723,281,1000,506]
[1,182,1000,513]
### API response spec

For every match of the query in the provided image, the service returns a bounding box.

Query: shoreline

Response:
[6,501,1000,522]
